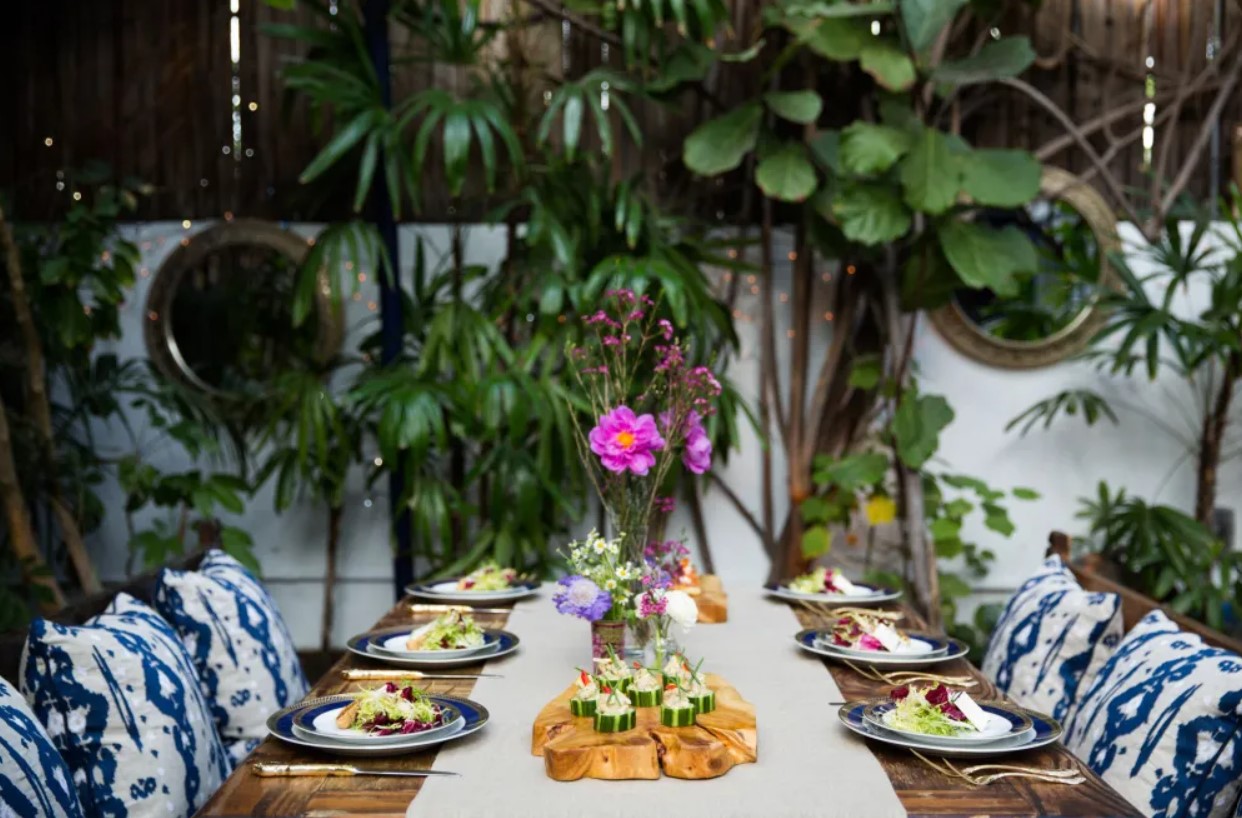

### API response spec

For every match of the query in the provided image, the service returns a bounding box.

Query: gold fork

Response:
[844,659,979,688]
[911,750,1086,786]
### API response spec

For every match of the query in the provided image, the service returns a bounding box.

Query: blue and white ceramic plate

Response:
[814,632,948,659]
[347,628,520,669]
[795,629,968,669]
[864,699,1033,745]
[764,581,901,606]
[268,695,488,757]
[292,698,464,745]
[837,700,1063,759]
[369,628,502,660]
[405,578,541,604]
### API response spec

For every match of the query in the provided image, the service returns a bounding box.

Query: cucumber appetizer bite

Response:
[593,687,637,733]
[685,658,715,714]
[570,669,599,717]
[661,653,692,686]
[593,649,633,693]
[627,666,663,707]
[659,683,697,727]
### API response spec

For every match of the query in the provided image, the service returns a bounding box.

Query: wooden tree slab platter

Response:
[531,673,757,781]
[692,574,728,623]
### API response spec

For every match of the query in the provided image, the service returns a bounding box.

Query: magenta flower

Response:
[637,590,668,618]
[682,411,712,475]
[589,406,665,475]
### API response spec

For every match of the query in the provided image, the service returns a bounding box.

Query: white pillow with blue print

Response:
[20,593,230,818]
[982,555,1122,722]
[154,549,307,762]
[1066,610,1242,818]
[0,675,83,818]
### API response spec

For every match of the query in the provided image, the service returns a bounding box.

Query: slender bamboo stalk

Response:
[0,204,101,594]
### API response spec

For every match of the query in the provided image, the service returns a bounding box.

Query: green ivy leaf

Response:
[900,128,959,214]
[933,37,1036,86]
[961,148,1041,207]
[893,393,954,468]
[764,90,824,124]
[756,144,818,202]
[938,220,1039,297]
[801,496,832,524]
[984,509,1016,536]
[802,525,832,558]
[813,452,889,492]
[1013,487,1041,500]
[848,354,882,389]
[683,102,763,176]
[830,183,912,245]
[930,517,961,541]
[935,536,965,558]
[860,43,917,91]
[899,0,968,52]
[839,122,913,175]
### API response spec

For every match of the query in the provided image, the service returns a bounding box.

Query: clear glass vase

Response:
[590,619,626,659]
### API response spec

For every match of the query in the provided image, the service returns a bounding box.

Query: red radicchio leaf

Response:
[940,703,967,722]
[890,685,910,701]
[384,682,398,693]
[858,634,885,652]
[925,685,950,705]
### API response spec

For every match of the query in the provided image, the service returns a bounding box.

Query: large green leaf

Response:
[961,148,1041,207]
[802,525,832,558]
[900,239,959,310]
[893,393,954,468]
[813,452,890,492]
[900,128,958,214]
[764,90,824,124]
[899,0,968,52]
[934,37,1036,86]
[683,102,763,176]
[829,183,912,245]
[839,122,913,175]
[756,144,818,202]
[796,17,871,60]
[938,220,1039,297]
[860,43,916,91]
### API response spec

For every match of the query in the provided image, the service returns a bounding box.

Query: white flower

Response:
[592,538,608,554]
[605,579,617,591]
[616,564,633,581]
[665,591,698,632]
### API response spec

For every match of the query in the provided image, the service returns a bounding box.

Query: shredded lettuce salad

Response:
[788,566,850,594]
[884,684,974,737]
[417,610,486,650]
[457,561,518,591]
[350,683,445,736]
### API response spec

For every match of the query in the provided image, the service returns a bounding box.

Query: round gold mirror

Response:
[143,220,343,400]
[929,167,1120,369]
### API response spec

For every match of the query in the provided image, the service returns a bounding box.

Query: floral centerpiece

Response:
[552,531,641,657]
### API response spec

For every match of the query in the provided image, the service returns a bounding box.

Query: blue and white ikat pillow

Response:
[1066,610,1242,818]
[20,593,230,818]
[155,549,307,763]
[0,675,84,818]
[982,555,1122,722]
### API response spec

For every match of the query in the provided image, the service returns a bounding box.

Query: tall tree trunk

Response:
[0,205,101,594]
[0,398,65,611]
[321,505,343,652]
[1196,353,1239,529]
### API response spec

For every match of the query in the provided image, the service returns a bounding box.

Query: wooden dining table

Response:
[196,593,1142,818]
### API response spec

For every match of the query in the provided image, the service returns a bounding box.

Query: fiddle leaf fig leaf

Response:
[899,0,968,52]
[934,37,1036,86]
[961,149,1042,207]
[860,43,917,91]
[764,90,824,124]
[893,393,954,469]
[831,183,912,245]
[683,102,763,176]
[938,220,1039,297]
[839,122,913,175]
[900,128,959,215]
[802,525,832,558]
[756,144,818,202]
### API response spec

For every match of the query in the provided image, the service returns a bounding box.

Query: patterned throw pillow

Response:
[1066,610,1242,818]
[154,549,307,762]
[982,555,1122,721]
[0,676,84,818]
[20,593,231,818]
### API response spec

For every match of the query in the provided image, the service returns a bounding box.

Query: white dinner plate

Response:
[814,634,947,658]
[292,700,463,746]
[864,700,1033,745]
[369,630,500,660]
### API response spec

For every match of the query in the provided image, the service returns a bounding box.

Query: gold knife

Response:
[410,604,510,615]
[341,669,502,681]
[253,762,459,778]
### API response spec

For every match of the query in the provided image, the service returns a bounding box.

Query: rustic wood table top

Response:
[196,596,1142,818]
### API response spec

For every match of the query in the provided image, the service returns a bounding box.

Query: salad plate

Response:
[795,629,968,669]
[268,694,489,757]
[837,701,1062,759]
[817,633,947,658]
[370,633,500,660]
[405,562,540,604]
[864,699,1033,745]
[348,627,520,669]
[764,581,900,606]
[292,692,463,745]
[367,610,500,660]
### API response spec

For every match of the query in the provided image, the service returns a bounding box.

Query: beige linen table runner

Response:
[410,588,908,818]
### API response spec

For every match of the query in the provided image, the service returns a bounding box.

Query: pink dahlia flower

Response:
[681,411,712,475]
[588,406,665,475]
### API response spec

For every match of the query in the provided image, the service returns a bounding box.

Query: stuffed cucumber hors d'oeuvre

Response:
[684,659,715,714]
[627,665,663,707]
[659,683,697,727]
[593,651,633,693]
[570,669,599,717]
[593,687,637,733]
[662,653,692,686]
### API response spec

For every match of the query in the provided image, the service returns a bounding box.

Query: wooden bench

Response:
[1047,531,1242,655]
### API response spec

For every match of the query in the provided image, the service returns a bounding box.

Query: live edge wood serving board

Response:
[692,574,728,623]
[530,673,757,781]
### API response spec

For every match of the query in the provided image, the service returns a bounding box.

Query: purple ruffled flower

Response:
[588,406,665,475]
[553,575,613,621]
[681,411,712,475]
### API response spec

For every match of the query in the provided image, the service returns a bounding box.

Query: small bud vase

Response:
[591,619,626,659]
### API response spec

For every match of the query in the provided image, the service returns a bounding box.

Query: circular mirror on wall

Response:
[929,167,1120,369]
[143,220,343,401]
